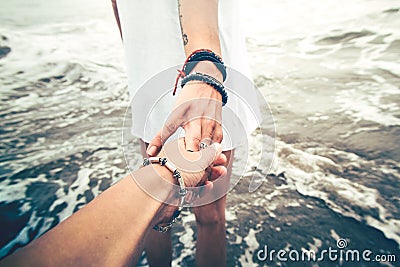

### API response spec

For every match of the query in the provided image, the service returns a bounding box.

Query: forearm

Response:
[1,166,174,266]
[178,0,221,56]
[178,0,223,83]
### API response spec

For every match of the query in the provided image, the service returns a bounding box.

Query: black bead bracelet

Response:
[181,72,228,106]
[184,50,227,82]
[173,49,227,96]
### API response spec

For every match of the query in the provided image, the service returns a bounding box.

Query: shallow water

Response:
[1,0,399,266]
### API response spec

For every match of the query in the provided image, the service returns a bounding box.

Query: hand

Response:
[147,61,224,156]
[152,138,227,226]
[157,138,227,188]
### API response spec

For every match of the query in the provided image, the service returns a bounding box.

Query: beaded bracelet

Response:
[181,72,228,106]
[143,157,187,233]
[184,50,227,81]
[173,49,227,96]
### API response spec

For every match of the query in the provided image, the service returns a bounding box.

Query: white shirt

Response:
[117,0,261,149]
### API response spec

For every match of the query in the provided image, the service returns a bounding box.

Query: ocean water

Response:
[1,0,399,266]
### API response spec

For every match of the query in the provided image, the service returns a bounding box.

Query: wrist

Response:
[150,164,176,185]
[140,161,186,232]
[191,60,223,83]
[173,49,226,96]
[132,165,180,227]
[133,165,177,204]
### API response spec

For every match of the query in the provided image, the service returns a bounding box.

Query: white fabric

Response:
[117,0,261,150]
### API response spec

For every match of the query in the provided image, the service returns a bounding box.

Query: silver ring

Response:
[199,142,208,150]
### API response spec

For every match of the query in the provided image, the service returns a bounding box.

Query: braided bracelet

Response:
[181,72,228,106]
[173,49,227,95]
[184,49,227,81]
[143,157,187,232]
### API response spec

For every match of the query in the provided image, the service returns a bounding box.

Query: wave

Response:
[316,31,375,45]
[271,140,400,247]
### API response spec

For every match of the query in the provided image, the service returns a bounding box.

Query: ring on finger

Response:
[199,142,208,150]
[199,138,212,150]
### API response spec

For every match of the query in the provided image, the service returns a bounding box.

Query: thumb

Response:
[147,131,162,156]
[197,143,222,170]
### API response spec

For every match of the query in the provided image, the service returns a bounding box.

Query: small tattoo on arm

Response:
[182,34,188,45]
[178,0,189,46]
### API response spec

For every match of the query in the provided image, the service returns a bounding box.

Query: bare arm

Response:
[178,0,221,57]
[0,169,171,266]
[0,140,225,266]
[148,0,225,155]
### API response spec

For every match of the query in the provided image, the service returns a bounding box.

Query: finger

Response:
[212,102,223,143]
[200,117,216,144]
[183,119,202,152]
[197,143,222,170]
[147,113,181,156]
[210,165,227,181]
[199,180,214,198]
[213,152,227,166]
[212,122,223,143]
[146,131,162,156]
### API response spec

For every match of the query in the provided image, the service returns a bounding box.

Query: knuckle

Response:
[206,131,214,138]
[184,117,200,128]
[164,120,177,134]
[189,136,201,144]
[151,133,162,145]
[206,118,217,128]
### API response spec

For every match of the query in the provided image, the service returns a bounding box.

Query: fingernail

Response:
[147,146,157,156]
